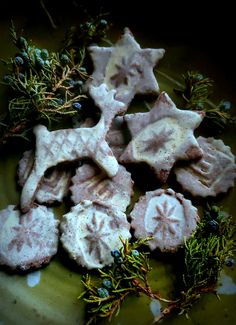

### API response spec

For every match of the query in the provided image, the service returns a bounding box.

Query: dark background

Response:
[0,0,235,83]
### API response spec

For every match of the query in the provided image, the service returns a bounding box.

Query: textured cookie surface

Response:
[119,92,204,183]
[60,200,131,269]
[70,163,133,212]
[174,136,236,197]
[0,205,59,271]
[20,108,119,212]
[88,28,165,105]
[18,150,72,204]
[130,188,199,252]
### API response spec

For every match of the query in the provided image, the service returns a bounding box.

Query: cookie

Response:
[89,83,127,128]
[174,136,236,197]
[88,28,165,105]
[18,150,72,204]
[0,205,59,271]
[20,110,119,212]
[60,200,131,269]
[70,163,133,212]
[119,92,204,183]
[130,189,199,252]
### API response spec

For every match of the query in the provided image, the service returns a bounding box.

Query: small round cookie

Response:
[70,163,133,212]
[174,136,236,197]
[60,200,131,269]
[0,205,59,271]
[130,188,199,252]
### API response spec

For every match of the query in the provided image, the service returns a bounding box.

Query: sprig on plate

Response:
[0,18,109,145]
[78,237,173,325]
[174,71,235,129]
[155,205,236,322]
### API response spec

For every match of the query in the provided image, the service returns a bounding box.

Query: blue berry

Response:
[36,58,45,68]
[18,73,25,81]
[97,287,109,298]
[102,279,112,289]
[72,102,82,110]
[20,51,30,62]
[73,80,83,88]
[114,256,123,264]
[207,219,219,232]
[56,98,64,105]
[194,73,204,82]
[41,49,49,60]
[225,257,235,267]
[111,249,120,258]
[131,250,139,257]
[3,75,13,84]
[17,36,28,50]
[15,56,24,66]
[79,67,87,73]
[220,100,231,111]
[99,19,108,27]
[34,48,42,58]
[60,54,70,66]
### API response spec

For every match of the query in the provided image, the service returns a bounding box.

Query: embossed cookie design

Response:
[119,92,204,183]
[20,86,124,212]
[70,163,133,212]
[18,150,72,204]
[174,136,236,197]
[88,28,165,104]
[130,189,199,252]
[60,200,131,269]
[0,205,59,271]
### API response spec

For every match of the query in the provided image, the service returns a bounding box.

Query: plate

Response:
[0,5,236,325]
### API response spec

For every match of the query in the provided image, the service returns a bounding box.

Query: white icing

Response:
[27,270,41,287]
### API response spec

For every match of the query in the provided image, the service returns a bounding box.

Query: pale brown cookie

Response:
[174,136,236,197]
[119,92,204,183]
[60,200,131,269]
[88,28,165,105]
[70,163,133,212]
[18,150,72,204]
[89,83,127,128]
[0,205,59,271]
[20,114,119,213]
[130,188,199,252]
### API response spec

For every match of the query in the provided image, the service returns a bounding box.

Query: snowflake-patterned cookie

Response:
[60,200,131,269]
[130,188,199,252]
[119,92,204,183]
[0,205,59,271]
[87,28,165,105]
[174,136,236,197]
[70,163,133,212]
[18,150,72,204]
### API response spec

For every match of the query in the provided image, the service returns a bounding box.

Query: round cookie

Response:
[60,200,131,269]
[70,163,133,212]
[130,188,199,252]
[0,205,59,271]
[174,136,236,197]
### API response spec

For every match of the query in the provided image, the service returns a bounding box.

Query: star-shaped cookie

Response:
[119,92,204,183]
[88,28,165,105]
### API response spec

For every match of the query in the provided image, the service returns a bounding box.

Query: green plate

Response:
[0,9,236,325]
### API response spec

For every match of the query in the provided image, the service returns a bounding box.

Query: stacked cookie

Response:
[1,28,235,271]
